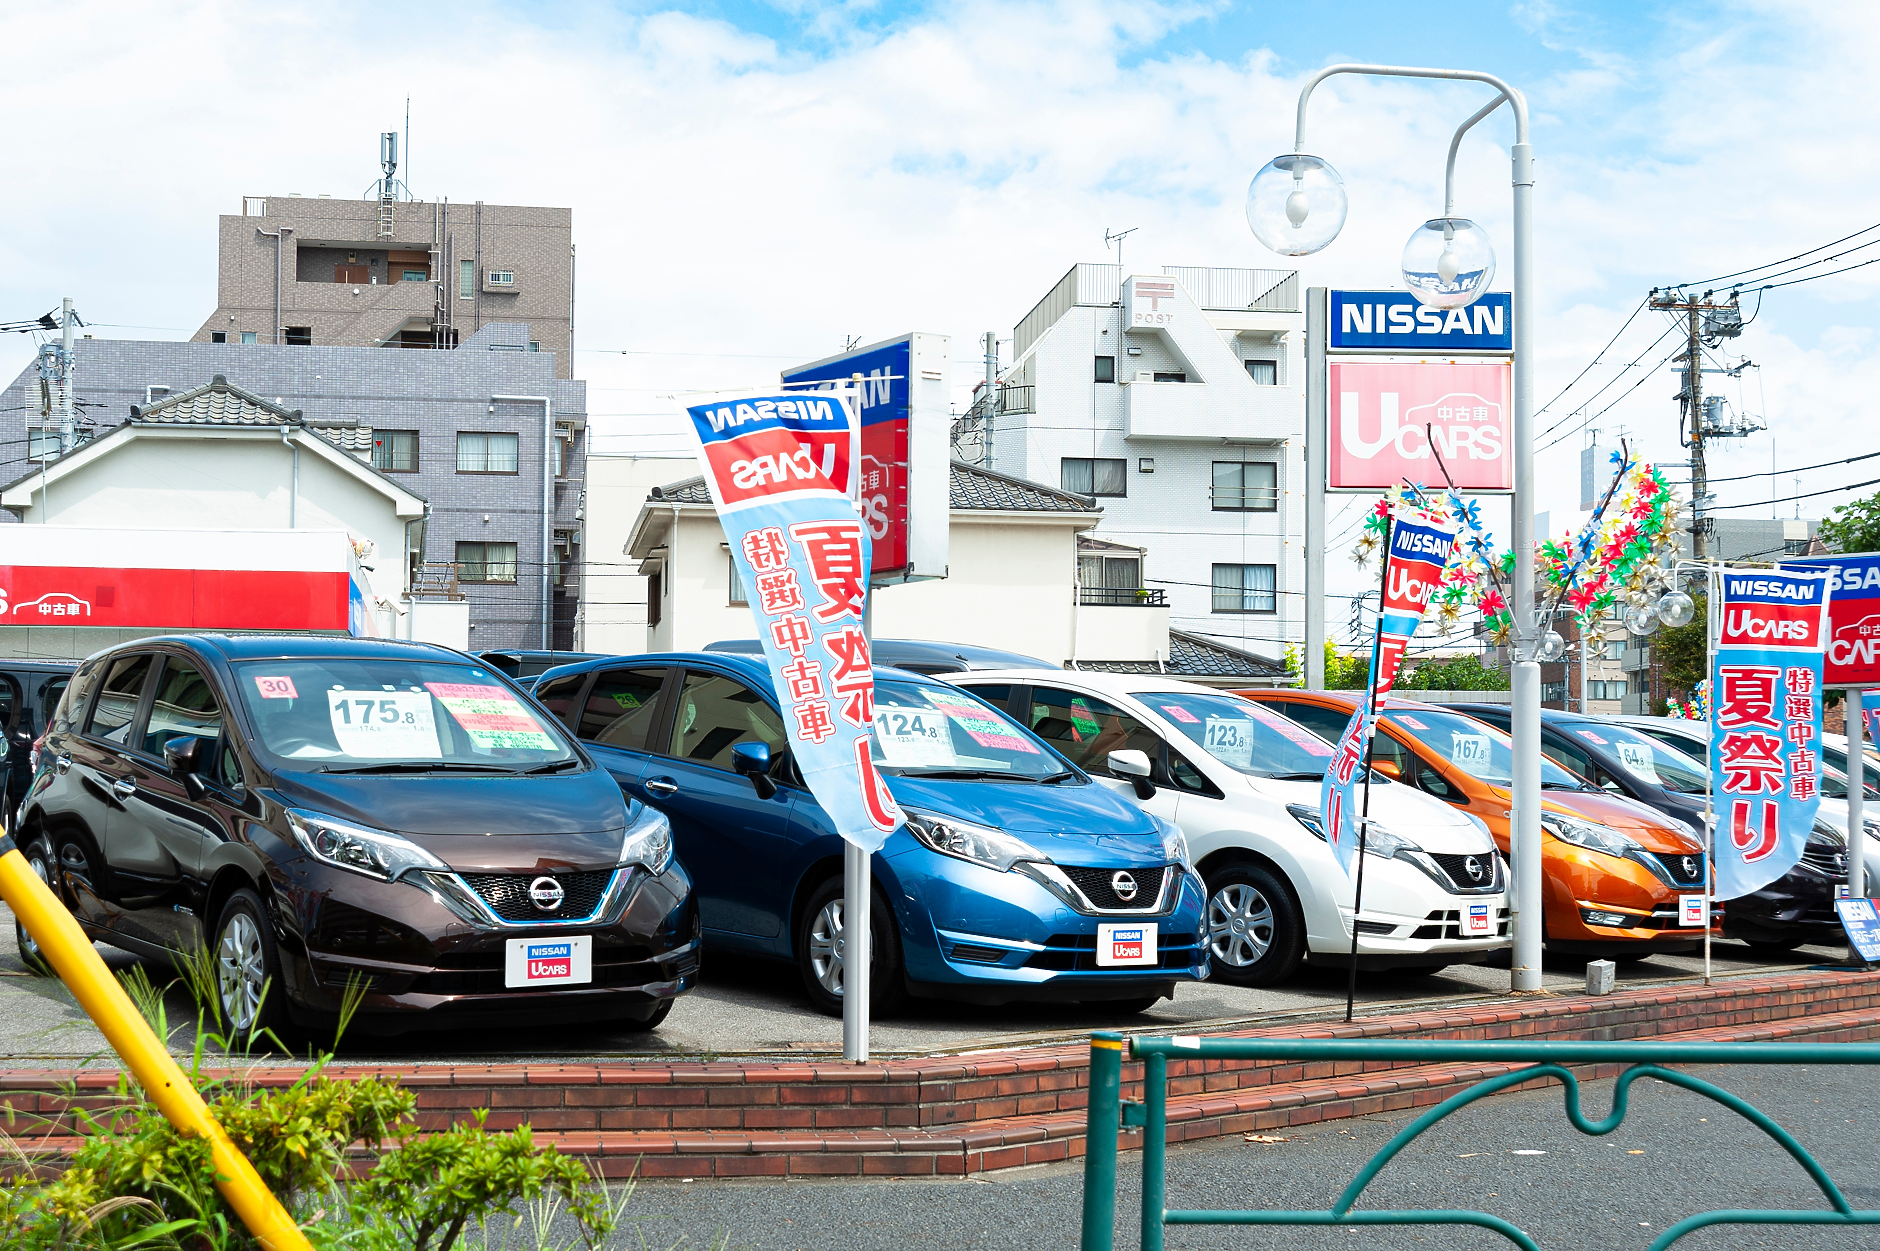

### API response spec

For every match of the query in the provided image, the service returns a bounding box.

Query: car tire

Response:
[617,999,674,1033]
[1203,863,1304,987]
[795,876,907,1019]
[13,837,57,978]
[211,889,292,1047]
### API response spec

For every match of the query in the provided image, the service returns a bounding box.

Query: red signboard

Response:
[1328,358,1513,492]
[1782,553,1880,687]
[0,565,352,631]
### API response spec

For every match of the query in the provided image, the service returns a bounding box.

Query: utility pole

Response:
[1649,288,1743,560]
[60,297,76,453]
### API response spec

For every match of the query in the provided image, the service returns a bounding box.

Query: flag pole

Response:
[1703,561,1718,987]
[1346,514,1393,1023]
[842,373,871,1063]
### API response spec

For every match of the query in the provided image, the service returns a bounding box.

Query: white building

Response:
[978,263,1304,670]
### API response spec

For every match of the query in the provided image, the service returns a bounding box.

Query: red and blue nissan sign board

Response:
[0,526,375,635]
[1783,552,1880,687]
[782,332,951,585]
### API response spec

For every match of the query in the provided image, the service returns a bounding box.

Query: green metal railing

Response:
[1080,1033,1880,1251]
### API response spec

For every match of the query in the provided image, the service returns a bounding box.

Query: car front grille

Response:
[947,943,1008,965]
[1409,907,1511,940]
[458,870,617,923]
[1059,865,1168,910]
[1801,844,1848,876]
[1426,852,1502,893]
[1024,932,1199,973]
[1647,851,1706,886]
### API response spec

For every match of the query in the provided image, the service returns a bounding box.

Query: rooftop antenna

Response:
[404,96,410,199]
[1104,226,1139,271]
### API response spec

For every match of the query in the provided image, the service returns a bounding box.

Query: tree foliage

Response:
[1818,489,1880,555]
[1396,652,1510,691]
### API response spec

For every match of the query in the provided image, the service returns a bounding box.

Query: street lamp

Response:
[1251,64,1545,992]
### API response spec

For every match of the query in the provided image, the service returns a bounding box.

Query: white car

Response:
[943,670,1510,986]
[1618,713,1878,892]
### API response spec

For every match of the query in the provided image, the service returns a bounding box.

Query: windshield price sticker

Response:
[1069,698,1102,737]
[253,675,299,700]
[929,698,1040,754]
[1396,715,1428,730]
[1160,704,1201,724]
[1244,705,1336,757]
[327,690,441,759]
[1204,718,1255,769]
[1575,729,1609,745]
[423,683,556,750]
[1614,741,1662,782]
[1452,732,1492,769]
[871,705,956,766]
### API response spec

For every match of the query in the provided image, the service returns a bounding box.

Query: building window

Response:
[1602,639,1624,661]
[284,326,312,346]
[455,541,517,583]
[371,430,419,473]
[1094,356,1116,383]
[1589,680,1628,701]
[240,332,257,345]
[1543,681,1568,703]
[489,270,516,287]
[210,331,227,344]
[1212,462,1278,512]
[457,259,473,299]
[1784,538,1811,554]
[1212,563,1277,614]
[1152,371,1188,383]
[456,431,519,474]
[647,571,663,627]
[27,428,58,460]
[1062,457,1127,497]
[1244,359,1278,385]
[529,341,540,352]
[729,556,747,606]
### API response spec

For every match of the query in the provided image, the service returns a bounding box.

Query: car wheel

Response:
[795,876,907,1019]
[1203,864,1304,987]
[617,999,674,1033]
[13,837,57,977]
[212,889,290,1045]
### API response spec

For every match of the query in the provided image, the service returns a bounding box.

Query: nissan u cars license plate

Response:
[505,935,593,988]
[1097,923,1158,967]
[1465,903,1493,936]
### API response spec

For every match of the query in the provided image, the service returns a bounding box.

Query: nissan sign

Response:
[1327,358,1513,492]
[1331,290,1512,352]
[1781,552,1880,686]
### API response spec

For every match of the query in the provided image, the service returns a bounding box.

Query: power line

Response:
[1532,296,1648,429]
[1708,476,1880,511]
[1704,450,1880,485]
[1667,220,1880,290]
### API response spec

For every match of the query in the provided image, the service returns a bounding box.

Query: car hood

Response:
[266,767,630,838]
[1536,789,1703,853]
[1243,775,1494,855]
[887,774,1169,866]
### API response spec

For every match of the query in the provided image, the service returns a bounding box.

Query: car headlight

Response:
[1154,816,1192,871]
[903,809,1046,872]
[1285,804,1416,859]
[619,804,673,875]
[1811,820,1846,847]
[1542,813,1642,860]
[287,809,448,883]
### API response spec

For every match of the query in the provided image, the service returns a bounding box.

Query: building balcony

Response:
[1075,603,1172,662]
[1622,646,1653,672]
[1123,377,1294,442]
[1079,587,1166,607]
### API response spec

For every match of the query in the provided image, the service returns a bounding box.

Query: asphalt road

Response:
[544,1063,1880,1251]
[0,902,1855,1064]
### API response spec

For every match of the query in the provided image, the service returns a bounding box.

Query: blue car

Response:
[530,652,1208,1015]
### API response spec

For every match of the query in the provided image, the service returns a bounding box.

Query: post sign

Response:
[1326,358,1513,492]
[1781,552,1880,687]
[783,332,950,585]
[1330,290,1512,352]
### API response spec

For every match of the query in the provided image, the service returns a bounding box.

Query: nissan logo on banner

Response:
[1327,359,1513,492]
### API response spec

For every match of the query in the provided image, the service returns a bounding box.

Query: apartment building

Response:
[194,194,573,376]
[977,263,1304,667]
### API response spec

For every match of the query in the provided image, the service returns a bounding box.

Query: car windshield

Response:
[231,658,579,772]
[1139,690,1349,779]
[1384,707,1583,788]
[869,680,1070,779]
[1565,721,1709,794]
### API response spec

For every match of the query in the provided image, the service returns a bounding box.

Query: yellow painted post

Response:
[0,835,312,1251]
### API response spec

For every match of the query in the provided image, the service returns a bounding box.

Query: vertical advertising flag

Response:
[1863,690,1880,746]
[683,389,903,853]
[1710,568,1832,901]
[1320,502,1461,879]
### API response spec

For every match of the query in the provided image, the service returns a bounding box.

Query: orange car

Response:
[1236,691,1716,957]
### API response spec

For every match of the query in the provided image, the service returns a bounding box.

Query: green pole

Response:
[1081,1031,1125,1251]
[1141,1049,1167,1251]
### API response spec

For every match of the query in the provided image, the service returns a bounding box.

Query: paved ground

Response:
[541,1063,1880,1250]
[0,903,1855,1064]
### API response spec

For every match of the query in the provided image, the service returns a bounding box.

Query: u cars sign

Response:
[1327,359,1512,492]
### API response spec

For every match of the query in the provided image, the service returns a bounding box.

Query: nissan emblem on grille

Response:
[529,876,565,912]
[1110,871,1138,902]
[1463,856,1484,883]
[1683,856,1698,878]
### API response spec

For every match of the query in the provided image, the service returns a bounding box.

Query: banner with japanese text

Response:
[683,388,903,853]
[1864,690,1880,746]
[1321,501,1460,880]
[1710,568,1832,901]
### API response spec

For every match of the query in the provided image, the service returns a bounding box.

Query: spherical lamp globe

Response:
[1401,218,1496,308]
[1246,155,1348,256]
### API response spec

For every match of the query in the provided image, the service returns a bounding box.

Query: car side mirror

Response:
[162,735,203,775]
[1108,749,1156,801]
[732,741,778,800]
[1373,760,1402,780]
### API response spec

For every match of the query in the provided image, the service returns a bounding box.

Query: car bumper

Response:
[1310,856,1510,960]
[887,847,1209,1004]
[274,856,701,1035]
